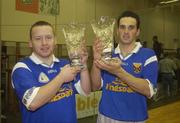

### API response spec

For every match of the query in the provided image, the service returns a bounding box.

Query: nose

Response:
[42,37,48,45]
[124,27,129,34]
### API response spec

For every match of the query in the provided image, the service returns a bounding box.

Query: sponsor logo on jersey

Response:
[48,69,57,74]
[50,88,73,102]
[106,77,134,93]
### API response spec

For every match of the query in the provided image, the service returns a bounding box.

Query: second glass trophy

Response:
[91,16,115,60]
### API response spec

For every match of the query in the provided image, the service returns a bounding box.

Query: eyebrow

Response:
[119,24,136,26]
[119,24,136,28]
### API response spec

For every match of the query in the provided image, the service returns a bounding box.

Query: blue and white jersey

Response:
[99,42,158,121]
[11,53,80,123]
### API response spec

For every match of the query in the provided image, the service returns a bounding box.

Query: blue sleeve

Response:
[142,50,158,87]
[12,68,38,100]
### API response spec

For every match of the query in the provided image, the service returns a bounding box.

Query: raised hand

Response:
[93,38,103,61]
[94,57,123,75]
[60,64,81,83]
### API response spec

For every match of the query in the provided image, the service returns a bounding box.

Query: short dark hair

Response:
[117,10,140,29]
[29,21,55,40]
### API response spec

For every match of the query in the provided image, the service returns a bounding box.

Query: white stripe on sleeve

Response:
[11,62,31,88]
[144,56,157,66]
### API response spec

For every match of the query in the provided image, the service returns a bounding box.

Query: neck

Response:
[119,42,136,57]
[42,57,53,66]
[34,53,54,66]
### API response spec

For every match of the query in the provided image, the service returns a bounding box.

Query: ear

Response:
[116,28,119,37]
[136,28,140,37]
[54,36,57,46]
[29,40,32,48]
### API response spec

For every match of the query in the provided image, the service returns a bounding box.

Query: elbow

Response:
[145,89,154,99]
[146,93,152,99]
[84,90,91,96]
[28,103,40,111]
[92,86,99,92]
[91,81,102,92]
[83,87,91,96]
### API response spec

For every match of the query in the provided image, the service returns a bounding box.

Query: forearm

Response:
[91,62,102,91]
[29,74,64,111]
[116,68,151,97]
[80,67,91,95]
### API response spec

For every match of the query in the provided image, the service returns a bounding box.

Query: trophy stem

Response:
[70,56,81,66]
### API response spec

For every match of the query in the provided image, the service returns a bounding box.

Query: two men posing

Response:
[11,11,158,123]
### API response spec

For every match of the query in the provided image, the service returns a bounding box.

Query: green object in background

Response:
[39,0,59,15]
[22,0,33,4]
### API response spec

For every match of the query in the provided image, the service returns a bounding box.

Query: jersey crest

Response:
[38,72,49,83]
[133,63,142,73]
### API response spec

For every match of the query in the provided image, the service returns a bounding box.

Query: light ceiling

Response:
[150,0,180,10]
[151,0,180,5]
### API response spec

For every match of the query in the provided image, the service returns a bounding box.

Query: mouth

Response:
[123,35,130,40]
[41,47,49,52]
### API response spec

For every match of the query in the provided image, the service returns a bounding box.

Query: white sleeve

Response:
[22,87,40,110]
[100,78,103,89]
[146,79,156,98]
[74,81,88,96]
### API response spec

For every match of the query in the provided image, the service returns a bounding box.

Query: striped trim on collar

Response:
[114,42,142,60]
[115,42,142,54]
[29,53,60,67]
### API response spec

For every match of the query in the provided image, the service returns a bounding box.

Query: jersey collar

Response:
[114,42,142,60]
[29,53,60,67]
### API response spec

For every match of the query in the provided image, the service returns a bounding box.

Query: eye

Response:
[128,25,136,30]
[33,37,42,41]
[46,35,53,40]
[119,25,125,30]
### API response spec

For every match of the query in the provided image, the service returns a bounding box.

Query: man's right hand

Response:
[59,65,81,83]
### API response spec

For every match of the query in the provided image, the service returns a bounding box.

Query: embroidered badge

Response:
[133,63,142,73]
[38,72,49,83]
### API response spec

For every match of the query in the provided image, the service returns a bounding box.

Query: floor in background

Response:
[5,113,97,123]
[78,115,97,123]
[147,100,180,123]
[3,94,180,123]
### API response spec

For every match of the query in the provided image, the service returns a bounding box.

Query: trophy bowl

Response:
[91,16,115,60]
[62,24,85,67]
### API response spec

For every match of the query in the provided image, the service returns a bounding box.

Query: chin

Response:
[122,41,131,44]
[40,53,52,58]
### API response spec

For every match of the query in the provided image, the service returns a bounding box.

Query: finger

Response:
[101,58,111,65]
[96,60,106,68]
[111,57,119,62]
[64,64,70,68]
[73,66,81,71]
[70,67,78,75]
[83,51,88,56]
[61,64,70,71]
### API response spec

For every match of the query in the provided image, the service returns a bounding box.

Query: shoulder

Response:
[138,48,157,60]
[12,57,31,74]
[138,48,158,66]
[139,48,156,56]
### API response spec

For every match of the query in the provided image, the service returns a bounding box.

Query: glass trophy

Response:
[91,16,115,60]
[62,24,85,68]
